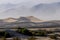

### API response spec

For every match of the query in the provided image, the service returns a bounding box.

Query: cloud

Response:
[0,0,60,4]
[0,0,59,20]
[0,0,24,4]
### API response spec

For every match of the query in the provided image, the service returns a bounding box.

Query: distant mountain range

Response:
[3,16,42,23]
[31,2,60,14]
[0,16,43,28]
[0,2,60,28]
[0,16,60,28]
[30,2,60,20]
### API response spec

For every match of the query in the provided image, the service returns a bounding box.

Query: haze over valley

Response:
[0,0,60,40]
[0,2,60,20]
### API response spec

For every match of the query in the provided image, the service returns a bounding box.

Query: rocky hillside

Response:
[0,16,59,28]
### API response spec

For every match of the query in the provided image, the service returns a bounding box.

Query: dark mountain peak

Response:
[17,16,43,22]
[18,17,31,22]
[27,16,43,22]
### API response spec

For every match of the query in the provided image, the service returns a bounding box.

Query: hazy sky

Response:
[0,0,60,20]
[0,0,60,4]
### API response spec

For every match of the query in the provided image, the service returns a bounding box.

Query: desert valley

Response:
[0,16,59,40]
[0,0,60,40]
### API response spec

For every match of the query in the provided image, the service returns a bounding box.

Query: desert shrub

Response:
[4,32,11,38]
[49,34,58,39]
[28,36,36,40]
[0,31,5,37]
[17,27,32,36]
[31,30,47,36]
[0,31,11,38]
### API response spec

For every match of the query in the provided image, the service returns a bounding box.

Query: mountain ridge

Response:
[0,16,43,23]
